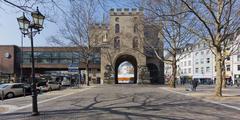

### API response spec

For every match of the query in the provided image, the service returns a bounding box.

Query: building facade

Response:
[165,40,240,85]
[0,46,101,83]
[0,45,21,83]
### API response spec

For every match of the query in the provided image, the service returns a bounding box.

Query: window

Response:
[226,56,230,61]
[206,58,210,63]
[184,61,187,66]
[59,52,72,58]
[195,68,199,73]
[226,65,230,71]
[102,34,108,42]
[237,55,240,61]
[37,58,51,64]
[200,58,204,64]
[201,67,204,74]
[188,60,191,66]
[201,51,204,55]
[206,67,210,72]
[51,52,59,58]
[188,68,191,73]
[184,69,187,74]
[12,84,23,89]
[115,24,120,33]
[195,59,199,64]
[59,59,72,64]
[203,43,206,47]
[114,36,120,48]
[133,37,138,48]
[115,17,119,22]
[52,59,59,64]
[134,24,138,33]
[238,65,240,71]
[73,59,80,64]
[195,52,198,56]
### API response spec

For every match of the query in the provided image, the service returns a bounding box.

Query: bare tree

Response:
[180,0,240,96]
[49,0,104,86]
[137,0,195,88]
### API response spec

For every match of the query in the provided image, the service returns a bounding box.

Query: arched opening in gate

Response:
[147,63,159,84]
[115,55,137,84]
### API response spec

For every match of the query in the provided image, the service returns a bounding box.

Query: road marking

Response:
[1,86,94,114]
[160,87,240,111]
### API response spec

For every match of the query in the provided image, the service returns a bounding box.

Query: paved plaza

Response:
[0,85,240,120]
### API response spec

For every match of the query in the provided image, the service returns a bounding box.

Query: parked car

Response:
[23,84,32,95]
[0,83,25,99]
[61,77,71,86]
[48,81,61,90]
[37,81,61,92]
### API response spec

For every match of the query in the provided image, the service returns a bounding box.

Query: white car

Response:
[61,77,71,86]
[0,83,24,99]
[37,81,61,92]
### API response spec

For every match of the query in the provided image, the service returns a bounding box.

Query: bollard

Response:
[1,90,4,101]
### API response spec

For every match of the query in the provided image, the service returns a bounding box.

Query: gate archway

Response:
[115,55,137,84]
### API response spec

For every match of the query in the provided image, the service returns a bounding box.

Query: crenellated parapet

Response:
[110,8,144,16]
[91,23,109,29]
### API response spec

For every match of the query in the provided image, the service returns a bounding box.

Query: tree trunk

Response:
[169,58,177,88]
[222,63,226,88]
[86,59,90,86]
[215,51,223,96]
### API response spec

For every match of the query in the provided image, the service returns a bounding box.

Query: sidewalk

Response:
[0,85,94,114]
[161,85,240,110]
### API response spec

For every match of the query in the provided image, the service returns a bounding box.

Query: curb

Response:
[160,87,240,111]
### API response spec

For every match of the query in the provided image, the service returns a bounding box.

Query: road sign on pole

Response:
[68,64,79,74]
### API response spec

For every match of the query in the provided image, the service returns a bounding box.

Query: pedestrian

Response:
[185,79,193,91]
[192,79,198,91]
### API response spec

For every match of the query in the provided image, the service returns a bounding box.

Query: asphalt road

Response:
[1,84,240,120]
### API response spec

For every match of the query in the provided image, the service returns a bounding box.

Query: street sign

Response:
[68,64,79,74]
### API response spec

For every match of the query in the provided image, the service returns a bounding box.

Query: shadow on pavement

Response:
[1,91,238,120]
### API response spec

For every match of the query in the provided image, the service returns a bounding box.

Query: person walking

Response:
[192,79,199,91]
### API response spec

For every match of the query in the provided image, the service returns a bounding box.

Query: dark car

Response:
[23,84,32,95]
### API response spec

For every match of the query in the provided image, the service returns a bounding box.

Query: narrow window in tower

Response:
[115,17,119,22]
[134,24,138,33]
[133,37,138,48]
[115,24,120,33]
[114,36,120,48]
[102,33,107,42]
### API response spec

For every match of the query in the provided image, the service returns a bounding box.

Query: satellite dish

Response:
[4,52,11,58]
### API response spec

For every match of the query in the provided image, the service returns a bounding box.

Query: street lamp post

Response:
[17,7,45,116]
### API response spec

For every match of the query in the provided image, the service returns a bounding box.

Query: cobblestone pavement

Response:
[0,84,240,120]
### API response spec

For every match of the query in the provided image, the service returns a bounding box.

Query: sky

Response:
[0,2,61,47]
[0,0,134,47]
